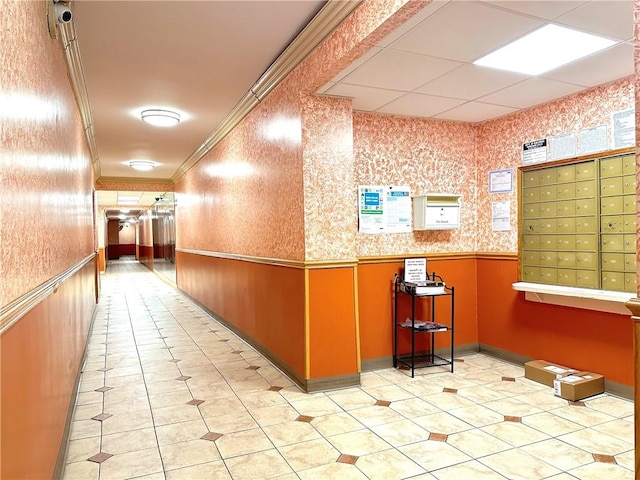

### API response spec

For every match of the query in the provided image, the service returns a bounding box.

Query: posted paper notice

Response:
[492,201,510,231]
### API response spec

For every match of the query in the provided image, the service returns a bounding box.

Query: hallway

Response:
[62,260,634,480]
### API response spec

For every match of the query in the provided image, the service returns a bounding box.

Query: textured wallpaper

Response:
[1,0,94,306]
[476,78,634,253]
[354,112,478,257]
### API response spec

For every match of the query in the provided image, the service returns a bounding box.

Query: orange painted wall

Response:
[177,252,306,377]
[98,247,106,272]
[358,258,478,364]
[307,267,358,378]
[477,258,633,386]
[1,262,96,480]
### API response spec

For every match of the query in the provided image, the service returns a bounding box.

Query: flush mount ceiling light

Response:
[140,109,180,127]
[129,160,156,171]
[473,24,617,76]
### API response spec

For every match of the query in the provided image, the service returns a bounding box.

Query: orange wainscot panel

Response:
[307,267,359,379]
[477,257,633,386]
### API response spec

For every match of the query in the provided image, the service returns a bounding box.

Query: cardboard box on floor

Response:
[525,360,605,401]
[553,372,605,401]
[524,360,578,387]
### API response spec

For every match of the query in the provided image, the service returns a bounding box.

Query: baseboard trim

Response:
[362,344,480,373]
[306,373,361,393]
[54,304,98,479]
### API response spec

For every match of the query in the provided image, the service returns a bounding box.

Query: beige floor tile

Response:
[359,372,392,388]
[64,436,101,464]
[389,397,442,417]
[423,391,477,409]
[147,389,194,410]
[262,420,321,446]
[236,389,286,410]
[558,428,633,456]
[103,395,150,415]
[156,419,210,446]
[105,374,146,388]
[278,438,340,471]
[615,450,634,471]
[449,404,505,427]
[326,388,377,410]
[359,384,414,402]
[521,438,593,471]
[297,462,369,480]
[566,461,634,480]
[61,460,99,480]
[152,403,202,426]
[204,410,258,434]
[105,365,143,378]
[370,419,431,447]
[159,438,222,471]
[521,412,584,437]
[459,369,504,384]
[348,404,406,428]
[356,448,425,480]
[165,460,232,480]
[480,449,561,480]
[143,368,184,383]
[215,428,274,458]
[456,385,508,403]
[412,411,474,435]
[250,403,300,427]
[483,398,544,417]
[447,429,512,457]
[326,429,391,456]
[198,395,247,419]
[98,447,163,480]
[71,403,104,422]
[480,421,550,447]
[224,449,293,479]
[515,390,571,411]
[311,412,366,437]
[68,419,102,440]
[400,439,472,472]
[584,395,634,419]
[431,460,507,480]
[399,379,445,397]
[290,395,343,417]
[550,405,616,427]
[145,379,191,396]
[101,408,154,435]
[591,418,634,443]
[101,427,158,455]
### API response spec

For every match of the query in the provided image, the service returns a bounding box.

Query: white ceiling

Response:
[74,0,633,207]
[319,0,633,123]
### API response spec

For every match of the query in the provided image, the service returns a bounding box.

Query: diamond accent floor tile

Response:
[268,386,283,392]
[187,399,205,406]
[95,386,113,393]
[337,454,358,465]
[593,454,617,463]
[375,400,391,407]
[502,377,515,382]
[201,432,223,442]
[176,376,191,381]
[443,388,458,394]
[246,365,260,370]
[92,413,113,422]
[504,416,521,423]
[296,415,314,423]
[429,433,448,442]
[87,452,113,463]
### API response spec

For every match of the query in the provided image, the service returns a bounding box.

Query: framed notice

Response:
[489,169,513,193]
[612,109,635,148]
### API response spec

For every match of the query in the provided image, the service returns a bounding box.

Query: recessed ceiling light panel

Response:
[473,24,617,76]
[140,109,180,127]
[129,160,156,171]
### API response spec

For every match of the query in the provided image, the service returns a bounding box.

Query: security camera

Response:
[54,3,72,24]
[155,197,160,202]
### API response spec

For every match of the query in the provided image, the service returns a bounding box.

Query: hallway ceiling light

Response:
[140,109,180,127]
[473,24,617,76]
[129,160,156,171]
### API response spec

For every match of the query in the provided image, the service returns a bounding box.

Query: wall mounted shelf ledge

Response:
[512,282,634,315]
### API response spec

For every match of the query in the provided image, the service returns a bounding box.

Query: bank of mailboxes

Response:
[412,194,461,230]
[521,154,637,293]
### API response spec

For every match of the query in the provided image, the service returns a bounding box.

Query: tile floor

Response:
[62,259,635,480]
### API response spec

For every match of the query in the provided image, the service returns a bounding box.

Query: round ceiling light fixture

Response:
[129,160,156,171]
[140,109,180,127]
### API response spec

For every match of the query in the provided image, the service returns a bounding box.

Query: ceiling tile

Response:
[542,43,633,88]
[324,84,405,111]
[434,101,518,123]
[329,47,383,83]
[376,93,466,118]
[390,2,543,62]
[375,0,450,47]
[478,77,585,109]
[555,1,633,41]
[416,64,528,100]
[483,1,589,20]
[340,48,461,91]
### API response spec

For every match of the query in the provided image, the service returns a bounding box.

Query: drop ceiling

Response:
[74,0,633,208]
